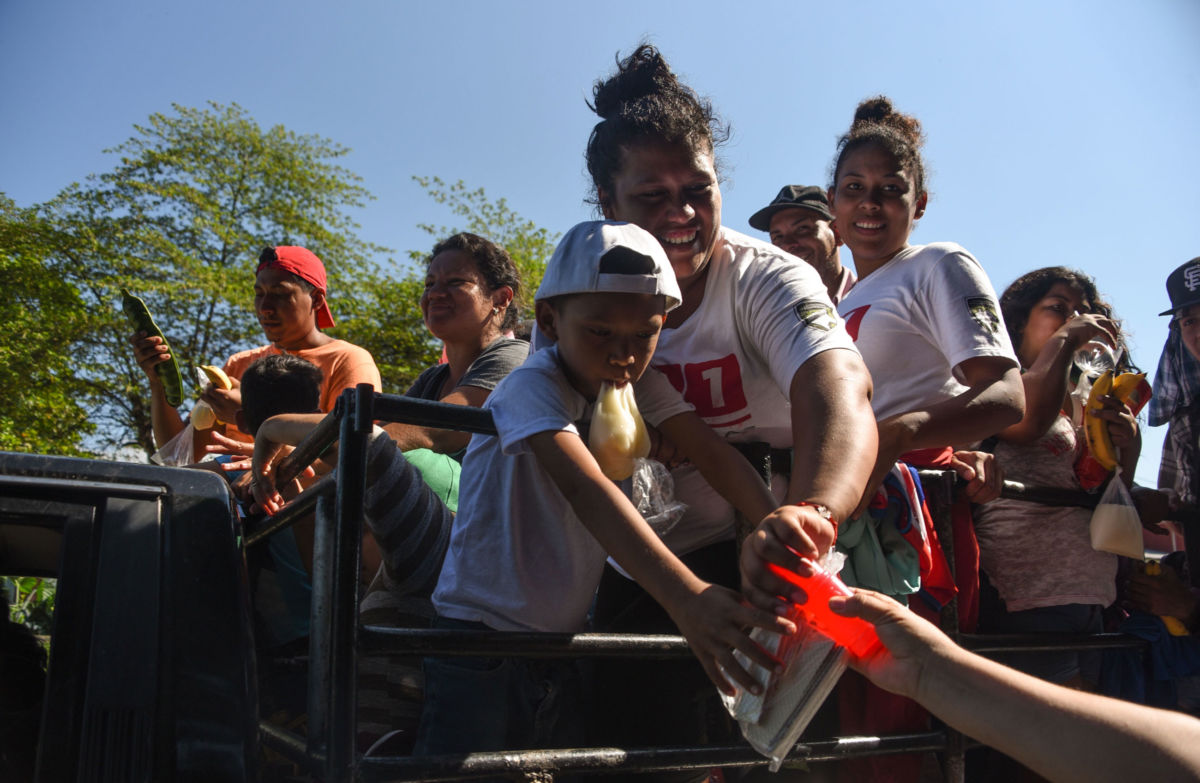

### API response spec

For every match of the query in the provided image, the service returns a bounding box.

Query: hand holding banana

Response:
[1083,371,1150,471]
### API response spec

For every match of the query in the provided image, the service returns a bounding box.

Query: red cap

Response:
[257,246,335,329]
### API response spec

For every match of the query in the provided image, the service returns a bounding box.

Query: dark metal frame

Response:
[247,385,1198,782]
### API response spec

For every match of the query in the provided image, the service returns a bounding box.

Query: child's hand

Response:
[740,505,835,614]
[205,430,255,459]
[674,582,796,696]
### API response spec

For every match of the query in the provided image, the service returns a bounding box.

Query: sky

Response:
[2,0,1198,486]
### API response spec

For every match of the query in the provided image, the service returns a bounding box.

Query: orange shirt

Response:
[220,339,382,443]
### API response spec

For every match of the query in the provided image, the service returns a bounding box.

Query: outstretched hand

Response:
[673,582,795,696]
[206,430,255,460]
[827,588,948,700]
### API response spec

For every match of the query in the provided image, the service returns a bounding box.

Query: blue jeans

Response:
[413,618,584,763]
[987,603,1103,684]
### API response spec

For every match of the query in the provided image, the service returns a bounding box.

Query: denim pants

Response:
[413,618,584,763]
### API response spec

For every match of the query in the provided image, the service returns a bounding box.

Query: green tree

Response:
[45,102,397,456]
[0,196,94,455]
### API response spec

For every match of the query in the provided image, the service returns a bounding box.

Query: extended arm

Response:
[998,313,1116,444]
[656,411,777,524]
[833,589,1200,783]
[527,429,794,694]
[740,348,876,612]
[385,385,489,454]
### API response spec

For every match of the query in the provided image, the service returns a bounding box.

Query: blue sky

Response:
[2,0,1197,485]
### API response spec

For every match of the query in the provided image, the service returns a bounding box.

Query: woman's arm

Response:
[867,356,1023,506]
[998,314,1117,445]
[740,349,877,613]
[386,385,489,454]
[387,340,527,454]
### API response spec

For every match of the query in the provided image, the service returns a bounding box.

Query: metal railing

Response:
[244,385,1198,782]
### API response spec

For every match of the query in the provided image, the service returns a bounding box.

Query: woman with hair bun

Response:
[829,96,1024,611]
[580,45,878,773]
[828,95,1024,782]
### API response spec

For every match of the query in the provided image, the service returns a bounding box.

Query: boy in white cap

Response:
[414,221,792,759]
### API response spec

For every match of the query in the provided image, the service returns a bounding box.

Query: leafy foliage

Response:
[0,197,94,455]
[4,576,56,637]
[4,105,557,458]
[42,102,394,455]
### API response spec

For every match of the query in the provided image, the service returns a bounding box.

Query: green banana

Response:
[121,289,183,408]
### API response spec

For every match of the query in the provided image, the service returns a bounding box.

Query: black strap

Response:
[731,441,792,485]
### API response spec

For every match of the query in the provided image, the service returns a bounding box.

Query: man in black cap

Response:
[749,185,856,304]
[1149,257,1200,512]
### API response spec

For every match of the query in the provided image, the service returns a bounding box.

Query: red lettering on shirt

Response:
[653,354,750,427]
[842,305,871,342]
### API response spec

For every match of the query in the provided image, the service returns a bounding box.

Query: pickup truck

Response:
[0,451,257,781]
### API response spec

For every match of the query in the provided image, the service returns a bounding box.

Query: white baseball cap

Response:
[535,221,681,311]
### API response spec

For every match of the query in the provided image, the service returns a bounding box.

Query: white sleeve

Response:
[735,254,859,394]
[921,249,1018,378]
[489,368,583,456]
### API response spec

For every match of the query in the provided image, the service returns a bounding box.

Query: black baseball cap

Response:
[748,185,833,232]
[1160,257,1200,316]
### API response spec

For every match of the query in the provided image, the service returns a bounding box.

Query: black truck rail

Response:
[247,384,1198,782]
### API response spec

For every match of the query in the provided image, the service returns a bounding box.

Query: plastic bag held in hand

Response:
[588,381,650,481]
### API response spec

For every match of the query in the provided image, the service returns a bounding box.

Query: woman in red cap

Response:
[130,245,381,462]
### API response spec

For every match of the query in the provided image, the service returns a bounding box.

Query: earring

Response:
[493,307,500,315]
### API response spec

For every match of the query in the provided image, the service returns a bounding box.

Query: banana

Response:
[199,365,232,390]
[191,401,218,431]
[1084,371,1117,470]
[191,364,233,430]
[1084,371,1148,472]
[589,381,650,481]
[1144,562,1190,636]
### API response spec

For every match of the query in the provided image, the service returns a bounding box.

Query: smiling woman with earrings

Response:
[384,232,529,459]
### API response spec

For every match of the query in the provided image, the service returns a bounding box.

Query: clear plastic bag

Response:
[150,421,198,466]
[630,457,686,537]
[1089,467,1144,559]
[720,551,850,771]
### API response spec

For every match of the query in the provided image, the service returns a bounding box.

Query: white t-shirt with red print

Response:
[649,228,858,555]
[836,242,1018,422]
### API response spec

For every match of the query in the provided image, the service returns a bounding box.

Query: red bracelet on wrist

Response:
[797,501,838,538]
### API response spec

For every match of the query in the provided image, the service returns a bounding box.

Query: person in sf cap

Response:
[749,184,857,304]
[129,245,381,462]
[1149,257,1200,511]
